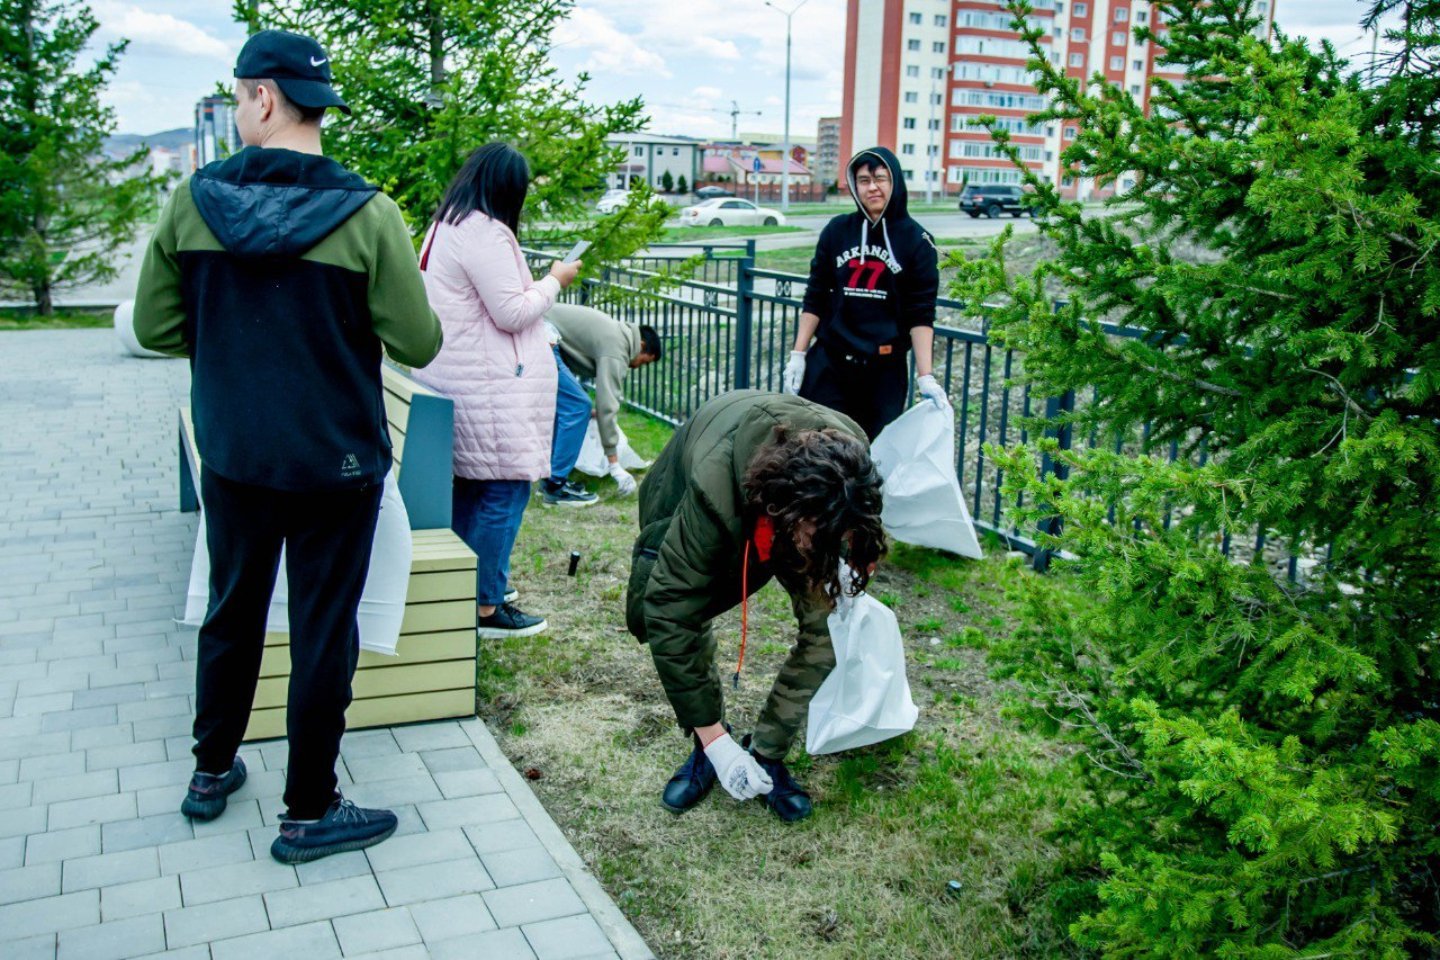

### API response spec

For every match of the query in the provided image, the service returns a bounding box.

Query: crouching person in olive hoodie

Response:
[626,390,886,821]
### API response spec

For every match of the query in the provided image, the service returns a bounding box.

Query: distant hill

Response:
[105,128,193,155]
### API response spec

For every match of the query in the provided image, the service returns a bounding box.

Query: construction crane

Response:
[653,100,764,140]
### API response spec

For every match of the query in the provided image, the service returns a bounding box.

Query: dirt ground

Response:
[477,412,1076,960]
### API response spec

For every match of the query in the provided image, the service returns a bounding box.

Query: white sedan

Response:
[677,198,786,227]
[596,189,669,215]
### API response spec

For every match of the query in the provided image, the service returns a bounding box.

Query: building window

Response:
[931,92,942,105]
[1136,10,1148,23]
[931,67,945,79]
[634,147,643,156]
[906,65,919,77]
[1064,127,1077,139]
[1068,52,1084,66]
[672,147,680,156]
[929,118,940,130]
[1062,176,1074,187]
[903,169,914,180]
[1112,31,1126,46]
[1114,6,1129,20]
[932,41,945,53]
[903,117,916,129]
[1110,56,1124,70]
[907,39,920,51]
[905,91,918,103]
[909,11,921,24]
[902,143,915,155]
[1130,84,1141,95]
[1074,2,1087,16]
[1133,59,1144,70]
[1072,27,1086,41]
[935,14,947,27]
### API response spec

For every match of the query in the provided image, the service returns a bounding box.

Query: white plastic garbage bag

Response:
[182,472,413,656]
[871,401,984,560]
[572,420,651,478]
[806,581,919,755]
[114,300,171,359]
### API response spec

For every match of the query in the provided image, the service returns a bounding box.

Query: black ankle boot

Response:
[750,750,813,822]
[661,734,719,814]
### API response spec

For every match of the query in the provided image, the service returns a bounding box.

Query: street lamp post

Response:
[765,0,810,212]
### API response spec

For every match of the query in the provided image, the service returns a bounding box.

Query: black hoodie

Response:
[800,145,939,356]
[135,147,442,491]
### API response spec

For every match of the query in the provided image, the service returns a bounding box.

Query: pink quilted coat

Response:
[413,212,559,481]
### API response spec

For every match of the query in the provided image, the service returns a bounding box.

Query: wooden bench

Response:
[178,365,478,741]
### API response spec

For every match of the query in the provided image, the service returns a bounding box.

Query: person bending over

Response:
[626,390,886,822]
[542,304,661,502]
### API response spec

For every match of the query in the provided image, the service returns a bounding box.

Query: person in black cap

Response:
[782,146,950,439]
[133,29,443,864]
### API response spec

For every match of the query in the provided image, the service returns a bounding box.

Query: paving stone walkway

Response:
[0,330,654,960]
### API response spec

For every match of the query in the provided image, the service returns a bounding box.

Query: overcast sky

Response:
[96,0,1395,137]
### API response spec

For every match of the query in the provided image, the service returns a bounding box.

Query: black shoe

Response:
[750,750,813,822]
[542,479,599,508]
[661,737,718,814]
[476,602,548,639]
[180,757,247,821]
[270,798,398,864]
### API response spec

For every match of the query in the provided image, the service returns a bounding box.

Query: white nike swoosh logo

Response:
[310,56,327,66]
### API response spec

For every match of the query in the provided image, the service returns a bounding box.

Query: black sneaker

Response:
[661,735,719,815]
[476,602,547,639]
[750,750,813,822]
[542,479,599,508]
[270,798,397,864]
[180,757,247,821]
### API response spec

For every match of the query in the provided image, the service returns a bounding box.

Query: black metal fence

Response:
[524,243,1311,580]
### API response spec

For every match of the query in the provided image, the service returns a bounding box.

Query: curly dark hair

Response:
[742,427,887,604]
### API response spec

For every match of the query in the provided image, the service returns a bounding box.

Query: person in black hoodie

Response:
[133,30,442,864]
[783,146,951,438]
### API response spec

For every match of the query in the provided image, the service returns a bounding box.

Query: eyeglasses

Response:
[855,175,891,188]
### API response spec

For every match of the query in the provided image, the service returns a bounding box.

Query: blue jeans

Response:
[452,478,532,606]
[549,347,592,486]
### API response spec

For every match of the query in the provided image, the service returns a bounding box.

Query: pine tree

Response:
[238,0,668,264]
[953,1,1440,955]
[660,169,675,194]
[677,174,688,195]
[0,0,165,314]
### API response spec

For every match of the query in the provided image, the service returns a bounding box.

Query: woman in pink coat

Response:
[415,143,581,638]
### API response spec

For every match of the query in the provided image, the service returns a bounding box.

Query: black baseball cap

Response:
[234,29,350,115]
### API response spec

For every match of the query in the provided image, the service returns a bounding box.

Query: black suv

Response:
[959,184,1032,218]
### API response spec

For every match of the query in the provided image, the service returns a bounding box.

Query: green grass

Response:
[659,224,806,242]
[754,237,986,278]
[480,412,1083,959]
[0,307,113,330]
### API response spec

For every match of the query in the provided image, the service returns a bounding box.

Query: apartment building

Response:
[815,116,843,189]
[840,0,1276,199]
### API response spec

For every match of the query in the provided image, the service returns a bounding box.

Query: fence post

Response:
[1033,389,1075,573]
[734,246,755,389]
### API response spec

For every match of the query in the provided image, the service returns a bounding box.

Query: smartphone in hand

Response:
[563,240,591,264]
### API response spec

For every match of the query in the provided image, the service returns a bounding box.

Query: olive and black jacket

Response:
[134,147,442,491]
[800,145,939,357]
[626,390,867,730]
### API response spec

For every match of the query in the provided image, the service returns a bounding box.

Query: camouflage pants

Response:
[749,592,836,761]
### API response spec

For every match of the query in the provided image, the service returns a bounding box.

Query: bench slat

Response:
[253,660,473,710]
[244,688,476,741]
[258,629,475,679]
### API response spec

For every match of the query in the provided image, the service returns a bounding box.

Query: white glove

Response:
[702,733,773,800]
[782,351,806,395]
[608,461,637,496]
[916,374,951,409]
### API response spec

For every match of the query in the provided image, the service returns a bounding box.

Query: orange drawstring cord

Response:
[733,541,750,690]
